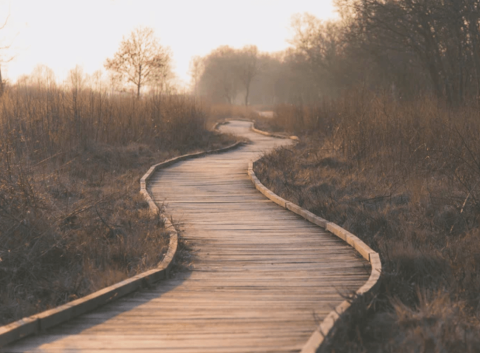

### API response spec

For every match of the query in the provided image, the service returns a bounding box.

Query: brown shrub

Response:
[255,89,480,351]
[0,85,236,325]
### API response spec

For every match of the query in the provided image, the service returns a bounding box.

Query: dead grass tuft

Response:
[0,85,236,325]
[204,103,260,129]
[255,89,480,351]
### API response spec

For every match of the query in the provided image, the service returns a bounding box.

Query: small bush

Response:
[0,84,236,325]
[255,89,480,352]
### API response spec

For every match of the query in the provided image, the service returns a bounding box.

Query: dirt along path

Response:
[4,120,369,353]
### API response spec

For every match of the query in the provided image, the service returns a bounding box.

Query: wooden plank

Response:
[3,120,369,353]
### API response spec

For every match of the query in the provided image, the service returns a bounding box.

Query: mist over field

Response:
[1,0,480,352]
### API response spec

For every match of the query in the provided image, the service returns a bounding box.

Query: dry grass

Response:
[0,84,236,325]
[252,114,286,134]
[254,90,480,352]
[204,102,283,135]
[205,103,260,128]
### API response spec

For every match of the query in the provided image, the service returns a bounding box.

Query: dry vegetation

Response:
[205,103,279,137]
[254,90,480,352]
[246,1,480,350]
[0,83,235,325]
[205,103,260,128]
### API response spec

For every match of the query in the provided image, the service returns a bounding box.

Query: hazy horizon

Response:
[0,0,337,87]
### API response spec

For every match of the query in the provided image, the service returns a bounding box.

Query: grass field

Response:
[0,85,236,325]
[254,90,480,352]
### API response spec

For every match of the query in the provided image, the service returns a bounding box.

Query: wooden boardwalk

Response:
[3,120,369,353]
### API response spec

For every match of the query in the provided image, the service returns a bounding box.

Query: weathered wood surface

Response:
[3,120,368,353]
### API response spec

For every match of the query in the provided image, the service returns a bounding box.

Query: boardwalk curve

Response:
[4,120,369,353]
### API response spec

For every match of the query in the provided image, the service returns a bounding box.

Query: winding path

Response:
[4,121,369,353]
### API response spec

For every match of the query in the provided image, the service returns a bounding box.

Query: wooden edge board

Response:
[247,127,381,353]
[212,116,298,140]
[211,120,228,131]
[212,118,250,133]
[0,140,243,349]
[251,123,299,140]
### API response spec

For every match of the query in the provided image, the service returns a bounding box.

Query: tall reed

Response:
[256,90,480,352]
[0,83,232,325]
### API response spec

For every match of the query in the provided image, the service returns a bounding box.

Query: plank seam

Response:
[248,128,381,353]
[0,140,243,349]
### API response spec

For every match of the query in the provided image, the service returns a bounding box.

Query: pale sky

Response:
[0,0,337,86]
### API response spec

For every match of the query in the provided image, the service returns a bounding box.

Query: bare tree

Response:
[236,45,259,106]
[199,46,240,104]
[197,46,260,105]
[30,64,56,90]
[104,27,170,97]
[289,14,347,98]
[332,0,480,104]
[150,51,175,94]
[189,55,204,97]
[0,13,14,97]
[67,65,87,129]
[67,65,86,93]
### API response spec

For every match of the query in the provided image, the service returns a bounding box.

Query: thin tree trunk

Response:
[137,64,142,98]
[0,65,4,97]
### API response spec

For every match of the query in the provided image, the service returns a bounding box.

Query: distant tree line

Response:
[191,45,259,105]
[13,27,175,98]
[195,0,480,106]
